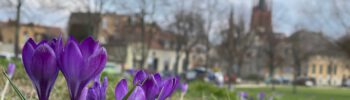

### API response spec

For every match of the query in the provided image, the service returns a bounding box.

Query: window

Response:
[312,64,316,74]
[319,65,323,74]
[327,64,332,75]
[334,65,337,75]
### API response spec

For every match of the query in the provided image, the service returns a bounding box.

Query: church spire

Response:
[258,0,266,9]
[229,8,234,28]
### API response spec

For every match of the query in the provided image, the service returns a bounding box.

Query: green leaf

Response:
[2,71,26,100]
[122,85,136,100]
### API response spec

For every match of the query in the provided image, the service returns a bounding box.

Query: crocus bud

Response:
[117,70,179,100]
[239,92,248,100]
[115,79,146,100]
[87,77,108,100]
[133,70,147,85]
[6,63,15,78]
[127,86,146,100]
[115,79,128,100]
[258,92,265,100]
[180,83,188,93]
[22,38,59,100]
[59,37,107,100]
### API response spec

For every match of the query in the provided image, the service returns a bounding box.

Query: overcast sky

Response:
[0,0,349,39]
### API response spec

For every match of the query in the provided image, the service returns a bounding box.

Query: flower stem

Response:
[0,80,10,100]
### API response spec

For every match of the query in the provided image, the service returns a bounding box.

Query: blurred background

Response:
[1,0,350,99]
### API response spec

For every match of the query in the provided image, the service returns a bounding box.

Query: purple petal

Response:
[158,78,177,100]
[79,87,88,100]
[158,80,172,100]
[7,63,15,77]
[81,48,107,80]
[141,76,159,100]
[127,86,146,100]
[87,88,97,100]
[133,70,147,85]
[27,38,37,48]
[49,35,63,57]
[170,77,180,95]
[115,79,128,100]
[30,44,59,100]
[181,83,188,93]
[60,41,87,99]
[102,77,108,90]
[22,38,36,80]
[153,73,162,86]
[79,36,100,58]
[60,41,83,80]
[101,77,108,100]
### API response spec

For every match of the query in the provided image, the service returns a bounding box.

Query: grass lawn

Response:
[1,59,350,100]
[182,81,350,100]
[235,86,350,100]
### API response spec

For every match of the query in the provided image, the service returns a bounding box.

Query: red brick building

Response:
[250,0,272,33]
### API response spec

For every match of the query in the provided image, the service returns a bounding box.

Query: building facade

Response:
[0,20,61,48]
[306,55,350,86]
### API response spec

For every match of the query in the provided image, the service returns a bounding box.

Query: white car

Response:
[0,51,15,60]
[103,62,122,74]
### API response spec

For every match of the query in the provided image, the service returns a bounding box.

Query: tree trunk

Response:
[14,0,22,59]
[237,58,243,77]
[183,50,190,72]
[227,61,234,90]
[174,50,180,74]
[140,11,146,69]
[269,53,275,91]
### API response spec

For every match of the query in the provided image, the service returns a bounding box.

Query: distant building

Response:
[0,20,62,48]
[250,0,272,33]
[67,12,101,42]
[306,55,350,86]
[68,12,202,73]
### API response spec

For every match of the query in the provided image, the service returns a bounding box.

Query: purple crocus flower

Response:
[158,77,179,100]
[87,77,108,100]
[22,38,59,100]
[6,63,15,78]
[257,92,265,100]
[134,70,178,100]
[128,86,146,100]
[239,92,248,100]
[133,70,147,85]
[179,82,188,93]
[142,76,160,100]
[115,79,146,100]
[116,70,179,100]
[60,37,107,100]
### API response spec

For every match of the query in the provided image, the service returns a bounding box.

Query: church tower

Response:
[250,0,272,33]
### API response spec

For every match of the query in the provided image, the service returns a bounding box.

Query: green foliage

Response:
[2,71,26,100]
[187,80,236,100]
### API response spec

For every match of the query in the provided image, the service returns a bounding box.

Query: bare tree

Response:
[168,10,205,72]
[217,9,254,89]
[0,0,66,58]
[112,0,159,69]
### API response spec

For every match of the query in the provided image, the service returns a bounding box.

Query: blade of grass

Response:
[122,85,136,100]
[2,71,26,100]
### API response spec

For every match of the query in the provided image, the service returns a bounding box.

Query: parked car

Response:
[293,77,316,86]
[0,51,15,60]
[183,67,224,85]
[341,78,350,87]
[265,77,291,85]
